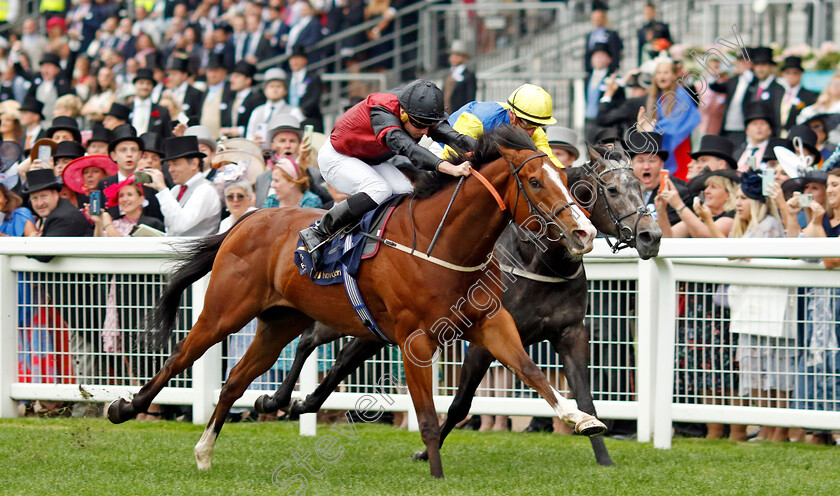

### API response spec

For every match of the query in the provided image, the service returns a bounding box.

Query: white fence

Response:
[1,237,839,449]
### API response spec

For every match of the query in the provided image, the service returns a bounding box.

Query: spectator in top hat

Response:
[165,56,204,124]
[246,68,296,143]
[24,169,91,242]
[779,56,819,132]
[287,47,324,132]
[545,126,580,167]
[443,40,477,115]
[86,124,111,155]
[184,126,217,179]
[746,46,784,127]
[46,116,82,143]
[596,70,649,139]
[103,103,132,130]
[711,48,754,149]
[584,2,622,74]
[53,141,86,176]
[736,101,776,171]
[220,61,266,138]
[132,68,173,137]
[19,95,46,152]
[628,130,687,225]
[13,52,76,126]
[584,42,614,141]
[144,136,222,236]
[688,135,738,172]
[637,2,671,65]
[97,124,165,223]
[200,53,229,140]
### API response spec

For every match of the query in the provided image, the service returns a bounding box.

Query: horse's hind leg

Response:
[413,345,494,462]
[470,310,606,437]
[108,297,262,424]
[288,337,386,418]
[554,322,615,466]
[195,310,314,471]
[254,322,343,414]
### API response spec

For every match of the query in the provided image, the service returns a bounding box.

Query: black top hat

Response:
[594,127,620,145]
[289,45,308,59]
[108,124,145,153]
[20,95,45,119]
[167,56,191,74]
[140,132,163,156]
[22,168,63,194]
[751,46,775,65]
[46,116,82,143]
[623,131,669,160]
[134,68,155,84]
[89,124,111,145]
[232,61,257,79]
[53,140,86,161]
[592,1,609,11]
[145,51,164,70]
[106,103,132,122]
[781,56,804,72]
[787,124,821,162]
[591,42,611,57]
[214,22,233,34]
[162,136,206,162]
[40,53,61,68]
[689,135,737,169]
[743,101,775,128]
[762,137,790,163]
[688,167,740,195]
[207,53,227,71]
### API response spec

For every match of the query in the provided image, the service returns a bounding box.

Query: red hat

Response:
[61,154,118,194]
[103,174,139,208]
[46,17,67,33]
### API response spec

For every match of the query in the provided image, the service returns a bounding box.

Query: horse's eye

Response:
[607,186,619,195]
[529,178,542,189]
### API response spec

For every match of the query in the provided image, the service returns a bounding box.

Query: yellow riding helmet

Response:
[506,84,557,126]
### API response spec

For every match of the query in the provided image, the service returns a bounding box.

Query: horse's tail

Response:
[148,210,258,347]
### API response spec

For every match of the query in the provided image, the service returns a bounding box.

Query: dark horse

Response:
[107,126,607,478]
[252,144,662,467]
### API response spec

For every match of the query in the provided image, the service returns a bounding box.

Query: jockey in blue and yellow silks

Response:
[441,84,566,168]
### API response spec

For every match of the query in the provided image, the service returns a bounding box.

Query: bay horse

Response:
[251,144,660,467]
[107,126,606,479]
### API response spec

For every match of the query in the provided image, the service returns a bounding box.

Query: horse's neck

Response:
[499,224,574,272]
[405,159,512,266]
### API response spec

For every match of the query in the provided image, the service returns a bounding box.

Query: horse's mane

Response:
[412,125,537,198]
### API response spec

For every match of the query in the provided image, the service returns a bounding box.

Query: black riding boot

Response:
[299,192,378,268]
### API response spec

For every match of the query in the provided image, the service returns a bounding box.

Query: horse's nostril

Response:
[638,231,653,244]
[572,229,591,243]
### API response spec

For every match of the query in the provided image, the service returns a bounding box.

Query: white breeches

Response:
[318,140,414,204]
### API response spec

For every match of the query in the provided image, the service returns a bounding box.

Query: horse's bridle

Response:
[592,162,652,253]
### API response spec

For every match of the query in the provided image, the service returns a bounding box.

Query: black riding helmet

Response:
[398,79,448,127]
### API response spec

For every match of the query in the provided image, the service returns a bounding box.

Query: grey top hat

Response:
[184,125,217,153]
[545,126,580,160]
[448,40,470,57]
[263,68,287,83]
[267,113,302,143]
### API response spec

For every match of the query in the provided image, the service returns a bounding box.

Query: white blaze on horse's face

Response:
[542,163,597,254]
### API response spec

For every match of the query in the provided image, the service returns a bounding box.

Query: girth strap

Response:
[360,231,495,272]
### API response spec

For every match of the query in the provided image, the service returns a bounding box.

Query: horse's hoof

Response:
[195,452,212,471]
[575,417,607,437]
[598,458,617,467]
[254,394,277,414]
[286,398,303,421]
[412,450,429,462]
[107,398,132,424]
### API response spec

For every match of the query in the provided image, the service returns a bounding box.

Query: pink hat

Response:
[61,154,119,194]
[46,17,67,33]
[274,156,301,181]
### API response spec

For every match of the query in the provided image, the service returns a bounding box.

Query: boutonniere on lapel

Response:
[794,98,806,110]
[151,110,160,118]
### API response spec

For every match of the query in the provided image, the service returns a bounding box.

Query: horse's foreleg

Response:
[412,344,495,462]
[289,337,386,418]
[555,322,615,466]
[196,312,313,471]
[255,322,343,414]
[108,298,261,424]
[401,332,444,478]
[470,311,606,437]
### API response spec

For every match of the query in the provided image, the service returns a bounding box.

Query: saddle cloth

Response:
[294,194,405,285]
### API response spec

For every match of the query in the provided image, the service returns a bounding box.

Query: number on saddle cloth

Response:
[293,194,407,285]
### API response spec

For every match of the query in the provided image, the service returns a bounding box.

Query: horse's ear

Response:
[586,144,602,163]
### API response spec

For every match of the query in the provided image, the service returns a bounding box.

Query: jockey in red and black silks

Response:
[299,79,476,268]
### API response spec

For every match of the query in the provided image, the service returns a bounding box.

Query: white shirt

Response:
[156,172,221,236]
[132,97,153,134]
[724,70,754,132]
[245,100,300,140]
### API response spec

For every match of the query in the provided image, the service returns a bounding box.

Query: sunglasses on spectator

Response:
[225,193,247,201]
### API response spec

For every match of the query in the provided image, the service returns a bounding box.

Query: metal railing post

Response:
[0,256,17,418]
[190,274,220,425]
[652,258,676,449]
